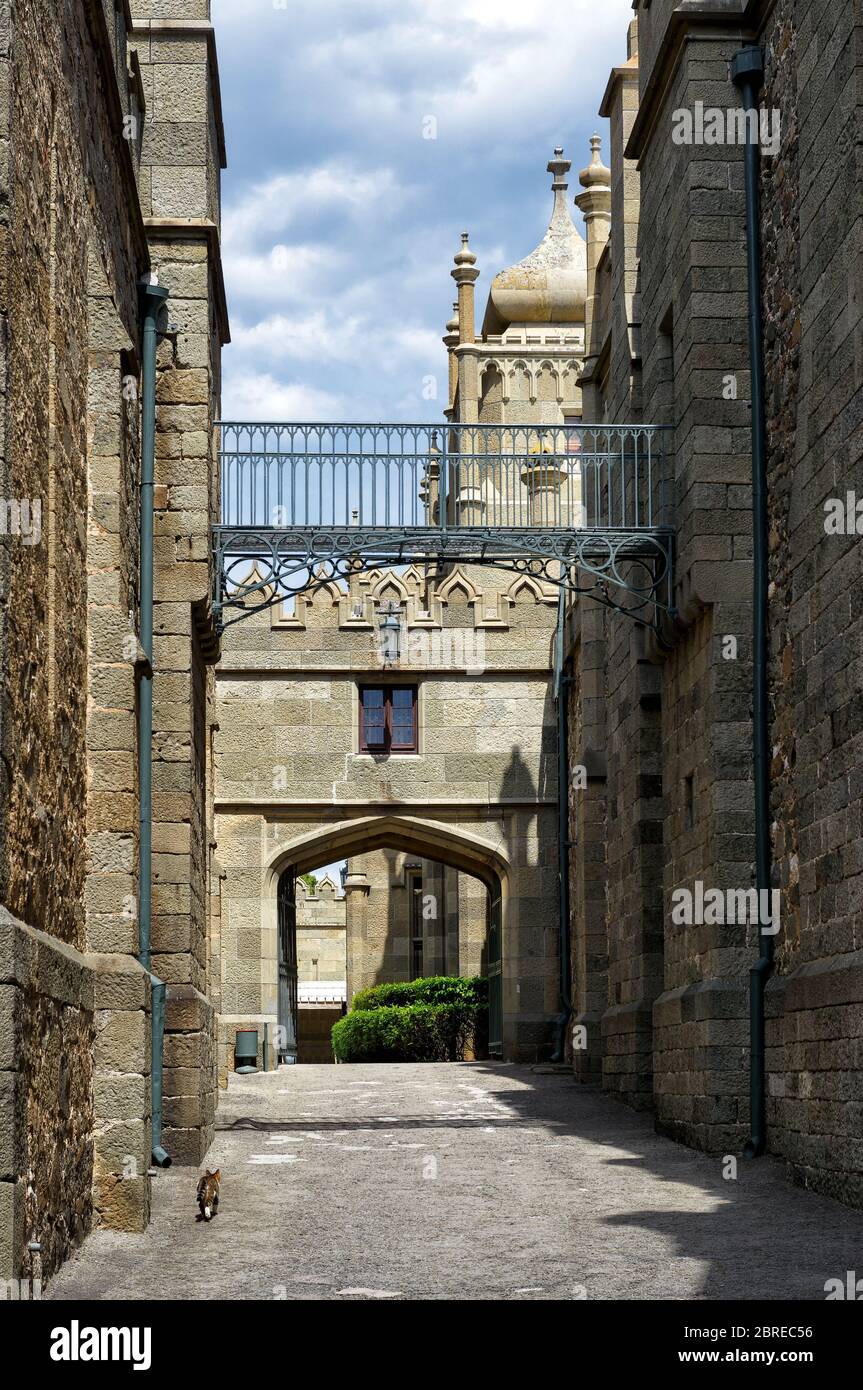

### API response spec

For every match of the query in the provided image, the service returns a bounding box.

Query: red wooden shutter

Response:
[362,687,386,748]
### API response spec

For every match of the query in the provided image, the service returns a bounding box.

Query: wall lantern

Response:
[377,601,402,664]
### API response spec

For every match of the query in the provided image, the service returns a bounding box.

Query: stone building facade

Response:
[213,148,603,1079]
[297,874,347,986]
[566,0,862,1206]
[213,559,561,1075]
[0,0,226,1281]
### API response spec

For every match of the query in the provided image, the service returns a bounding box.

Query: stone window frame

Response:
[357,683,418,754]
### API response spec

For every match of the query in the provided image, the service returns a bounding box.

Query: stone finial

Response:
[446,300,460,335]
[547,146,571,191]
[452,231,479,284]
[579,134,611,191]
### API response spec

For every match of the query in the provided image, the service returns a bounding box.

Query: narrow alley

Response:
[47,1065,863,1302]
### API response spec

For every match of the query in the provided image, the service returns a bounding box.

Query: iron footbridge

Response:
[212,422,675,633]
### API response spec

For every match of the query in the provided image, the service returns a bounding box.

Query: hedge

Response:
[350,975,487,1013]
[332,976,488,1063]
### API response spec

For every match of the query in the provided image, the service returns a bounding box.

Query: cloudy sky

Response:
[212,0,635,425]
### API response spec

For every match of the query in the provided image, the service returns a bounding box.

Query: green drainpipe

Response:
[138,277,171,1169]
[552,583,573,1061]
[731,47,773,1159]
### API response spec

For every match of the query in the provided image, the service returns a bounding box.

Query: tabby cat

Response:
[196,1169,221,1222]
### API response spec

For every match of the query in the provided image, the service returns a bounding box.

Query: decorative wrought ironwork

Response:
[212,421,675,632]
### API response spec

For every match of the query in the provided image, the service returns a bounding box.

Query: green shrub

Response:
[351,975,487,1013]
[332,976,489,1063]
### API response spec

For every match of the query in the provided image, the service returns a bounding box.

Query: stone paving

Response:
[46,1063,863,1301]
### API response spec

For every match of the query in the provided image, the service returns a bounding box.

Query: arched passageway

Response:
[266,816,507,1063]
[213,810,523,1081]
[274,848,499,1064]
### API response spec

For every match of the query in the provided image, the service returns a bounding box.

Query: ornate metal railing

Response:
[213,421,674,632]
[218,421,669,532]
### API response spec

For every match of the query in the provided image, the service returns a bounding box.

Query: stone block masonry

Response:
[566,0,863,1204]
[760,0,863,1205]
[0,909,153,1280]
[0,0,154,1277]
[0,0,227,1279]
[215,568,564,1067]
[136,0,229,1166]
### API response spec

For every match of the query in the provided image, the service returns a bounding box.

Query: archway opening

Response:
[273,837,503,1065]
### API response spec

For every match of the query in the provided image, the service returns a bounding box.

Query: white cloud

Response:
[231,311,363,362]
[221,372,345,423]
[222,244,337,304]
[212,0,635,426]
[230,313,441,371]
[223,164,405,249]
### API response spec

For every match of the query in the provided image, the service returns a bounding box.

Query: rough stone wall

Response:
[569,4,762,1151]
[623,12,757,1153]
[570,28,662,1104]
[0,0,227,1279]
[568,0,862,1193]
[0,0,157,1278]
[579,36,666,1107]
[602,626,664,1109]
[2,916,95,1281]
[761,0,863,1205]
[0,0,142,950]
[135,0,228,1164]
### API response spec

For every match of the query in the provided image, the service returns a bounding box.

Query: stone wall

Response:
[0,0,145,950]
[570,4,757,1149]
[0,0,155,1279]
[0,0,227,1277]
[567,0,863,1202]
[0,913,95,1282]
[215,568,561,1063]
[565,601,608,1084]
[760,0,863,1205]
[135,0,228,1166]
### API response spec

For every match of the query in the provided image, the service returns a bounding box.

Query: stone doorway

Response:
[214,812,517,1080]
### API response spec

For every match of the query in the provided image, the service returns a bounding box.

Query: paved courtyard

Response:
[47,1064,863,1301]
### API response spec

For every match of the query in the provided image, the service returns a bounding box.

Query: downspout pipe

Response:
[138,277,172,1169]
[731,47,773,1159]
[552,583,573,1062]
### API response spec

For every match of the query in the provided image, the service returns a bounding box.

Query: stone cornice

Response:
[215,665,555,679]
[624,5,753,165]
[130,18,228,168]
[214,798,558,814]
[143,217,231,345]
[599,58,640,120]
